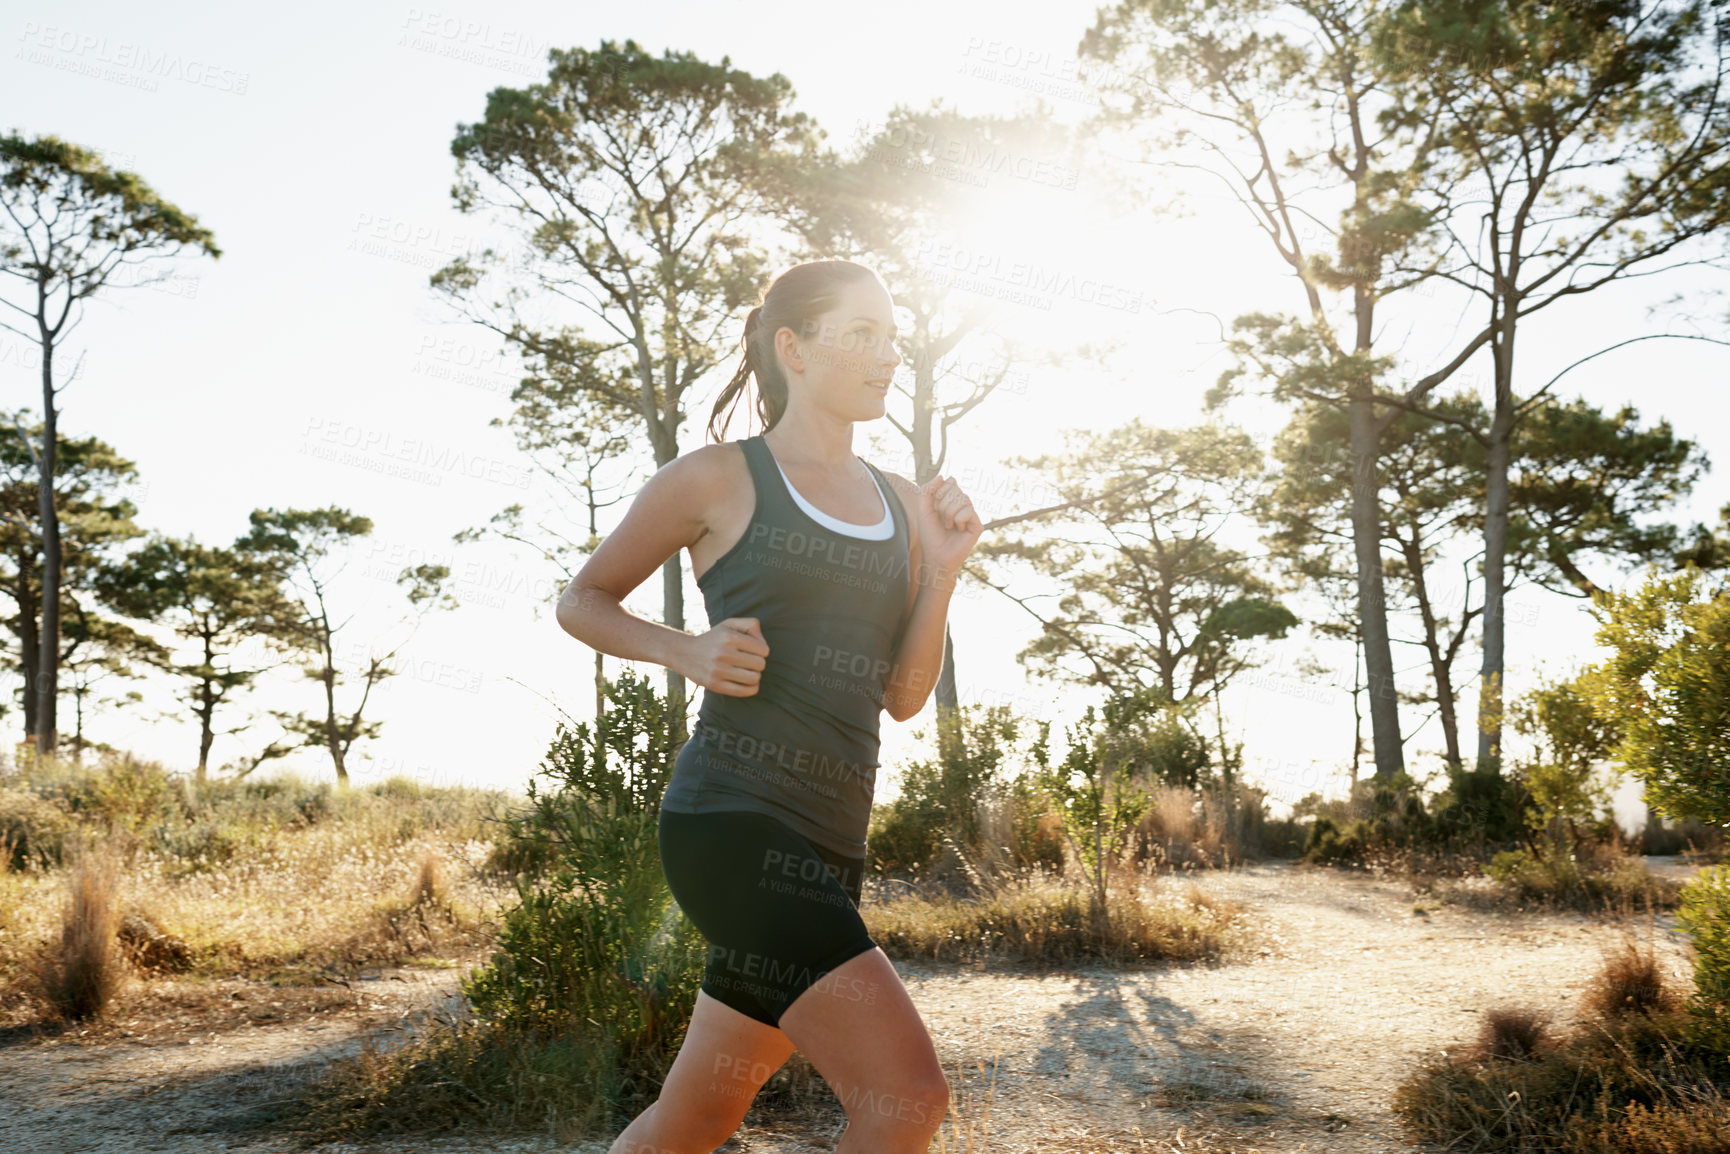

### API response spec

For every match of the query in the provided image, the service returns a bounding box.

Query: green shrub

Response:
[367,774,435,799]
[1472,838,1680,913]
[1394,990,1730,1149]
[0,786,74,870]
[284,672,717,1145]
[1007,774,1067,871]
[1484,847,1538,885]
[1677,863,1730,1027]
[1638,813,1728,857]
[467,667,702,1058]
[463,795,706,1113]
[147,816,251,876]
[1031,689,1162,915]
[1295,765,1536,868]
[25,752,180,833]
[251,775,333,827]
[868,703,1034,877]
[289,1001,729,1145]
[1302,814,1362,864]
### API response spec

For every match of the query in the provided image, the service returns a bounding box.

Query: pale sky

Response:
[5,0,1727,834]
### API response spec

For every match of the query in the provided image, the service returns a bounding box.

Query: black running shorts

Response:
[658,807,879,1028]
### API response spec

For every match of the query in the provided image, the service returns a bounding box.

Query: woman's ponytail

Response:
[705,262,879,443]
[707,307,762,443]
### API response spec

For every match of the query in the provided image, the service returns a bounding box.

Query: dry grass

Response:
[931,1046,1002,1154]
[1138,782,1292,869]
[18,825,497,988]
[867,790,1255,969]
[29,834,127,1021]
[0,758,520,1031]
[368,849,467,959]
[1582,935,1683,1021]
[1392,928,1730,1152]
[1469,1004,1557,1063]
[1429,837,1686,916]
[279,1013,626,1142]
[865,863,1248,967]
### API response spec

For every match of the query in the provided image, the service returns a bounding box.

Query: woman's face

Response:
[778,277,902,421]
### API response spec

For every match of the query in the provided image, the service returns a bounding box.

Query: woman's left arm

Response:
[881,472,983,723]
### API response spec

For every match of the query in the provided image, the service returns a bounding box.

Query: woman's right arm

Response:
[554,446,768,696]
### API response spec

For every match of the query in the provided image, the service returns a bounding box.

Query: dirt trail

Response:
[886,859,1695,1152]
[0,859,1701,1154]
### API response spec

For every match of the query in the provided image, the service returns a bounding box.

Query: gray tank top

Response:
[660,433,912,857]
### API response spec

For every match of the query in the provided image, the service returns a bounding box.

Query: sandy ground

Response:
[0,856,1704,1154]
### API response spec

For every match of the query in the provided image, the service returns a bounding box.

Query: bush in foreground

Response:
[1394,1003,1730,1152]
[1394,928,1730,1150]
[291,670,703,1144]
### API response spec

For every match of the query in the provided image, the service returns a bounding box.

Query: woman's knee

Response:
[832,1065,950,1134]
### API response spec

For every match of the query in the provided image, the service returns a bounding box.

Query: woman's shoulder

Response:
[668,440,751,483]
[635,443,754,523]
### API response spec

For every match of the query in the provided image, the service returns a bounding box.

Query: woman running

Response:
[555,258,983,1154]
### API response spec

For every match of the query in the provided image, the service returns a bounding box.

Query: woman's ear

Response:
[774,325,804,374]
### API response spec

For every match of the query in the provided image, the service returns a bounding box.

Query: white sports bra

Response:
[772,456,894,540]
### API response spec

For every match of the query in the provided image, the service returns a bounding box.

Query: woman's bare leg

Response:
[607,989,797,1154]
[776,946,949,1153]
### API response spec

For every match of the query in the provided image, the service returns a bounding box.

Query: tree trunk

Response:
[641,338,687,737]
[16,557,39,744]
[661,550,686,737]
[585,467,606,725]
[907,317,964,754]
[197,699,216,784]
[1404,540,1462,767]
[34,332,60,758]
[1477,359,1515,770]
[194,632,217,785]
[934,620,957,713]
[1350,627,1363,790]
[1348,391,1403,780]
[319,624,347,786]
